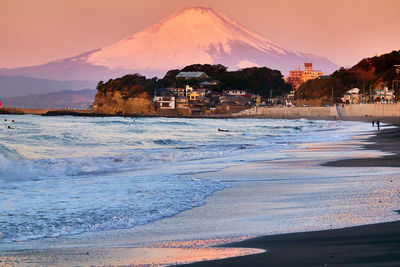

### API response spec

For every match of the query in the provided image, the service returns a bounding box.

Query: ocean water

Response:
[0,115,375,244]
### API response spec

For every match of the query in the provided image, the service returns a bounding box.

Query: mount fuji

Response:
[0,7,338,81]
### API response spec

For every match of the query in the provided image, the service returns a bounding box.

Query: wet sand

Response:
[325,127,400,168]
[182,220,400,266]
[0,243,262,267]
[183,127,400,266]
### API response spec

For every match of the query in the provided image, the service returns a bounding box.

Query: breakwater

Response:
[0,108,92,115]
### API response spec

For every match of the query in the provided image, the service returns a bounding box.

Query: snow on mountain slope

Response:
[0,7,338,81]
[87,7,289,71]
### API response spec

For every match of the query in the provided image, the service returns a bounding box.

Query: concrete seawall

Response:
[235,103,400,119]
[337,103,400,117]
[235,106,338,118]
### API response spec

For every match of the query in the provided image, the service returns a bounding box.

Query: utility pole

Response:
[362,85,365,103]
[369,84,372,103]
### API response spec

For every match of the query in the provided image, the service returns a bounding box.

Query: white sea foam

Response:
[0,116,375,243]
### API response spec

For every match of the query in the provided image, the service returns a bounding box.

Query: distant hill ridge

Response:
[0,74,95,98]
[2,89,96,109]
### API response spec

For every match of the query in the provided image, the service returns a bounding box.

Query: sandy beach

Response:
[182,126,400,266]
[1,119,400,266]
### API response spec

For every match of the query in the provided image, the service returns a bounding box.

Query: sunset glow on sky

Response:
[0,0,399,69]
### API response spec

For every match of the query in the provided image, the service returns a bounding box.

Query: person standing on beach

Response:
[372,121,375,127]
[377,120,380,130]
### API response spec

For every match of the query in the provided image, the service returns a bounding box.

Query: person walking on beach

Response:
[377,120,380,130]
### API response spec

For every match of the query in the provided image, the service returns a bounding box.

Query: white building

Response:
[341,88,361,104]
[224,90,248,96]
[154,96,175,109]
[185,85,194,97]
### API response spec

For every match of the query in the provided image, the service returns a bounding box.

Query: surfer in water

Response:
[218,128,229,132]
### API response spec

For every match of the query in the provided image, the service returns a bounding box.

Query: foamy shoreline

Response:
[2,122,400,266]
[2,104,400,128]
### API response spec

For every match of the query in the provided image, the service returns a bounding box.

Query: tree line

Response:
[96,64,292,99]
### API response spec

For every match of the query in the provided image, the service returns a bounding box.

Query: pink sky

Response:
[0,0,399,69]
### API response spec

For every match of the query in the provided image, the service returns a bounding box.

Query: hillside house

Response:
[185,85,194,97]
[374,85,394,103]
[154,96,175,109]
[176,96,190,108]
[199,80,219,88]
[341,88,361,104]
[189,99,206,115]
[175,88,186,97]
[188,91,201,102]
[284,91,296,106]
[176,96,191,115]
[166,87,184,96]
[220,95,252,106]
[224,89,248,96]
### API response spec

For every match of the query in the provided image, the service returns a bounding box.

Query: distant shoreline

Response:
[1,106,400,126]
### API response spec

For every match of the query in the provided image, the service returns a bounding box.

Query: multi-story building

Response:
[153,96,175,109]
[176,96,190,109]
[287,63,324,90]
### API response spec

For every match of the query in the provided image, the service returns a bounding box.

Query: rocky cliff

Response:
[92,74,158,115]
[93,91,155,115]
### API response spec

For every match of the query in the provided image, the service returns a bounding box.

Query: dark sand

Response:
[183,126,400,266]
[182,221,400,266]
[325,127,400,168]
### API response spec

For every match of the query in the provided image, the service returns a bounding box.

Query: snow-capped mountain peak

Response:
[87,7,298,73]
[1,7,338,81]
